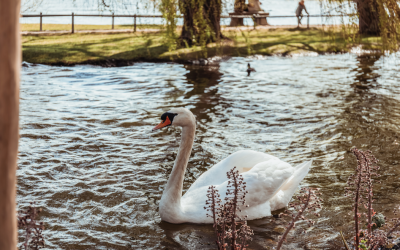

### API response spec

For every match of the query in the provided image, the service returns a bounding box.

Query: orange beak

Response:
[152,116,172,131]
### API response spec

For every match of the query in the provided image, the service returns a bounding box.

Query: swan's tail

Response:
[269,160,312,211]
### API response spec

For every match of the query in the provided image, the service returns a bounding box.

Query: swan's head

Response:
[152,108,195,131]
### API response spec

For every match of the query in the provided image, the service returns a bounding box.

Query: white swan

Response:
[152,108,311,224]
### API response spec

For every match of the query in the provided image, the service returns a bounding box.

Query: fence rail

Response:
[21,13,351,33]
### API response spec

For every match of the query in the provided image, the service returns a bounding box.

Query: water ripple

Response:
[19,53,400,249]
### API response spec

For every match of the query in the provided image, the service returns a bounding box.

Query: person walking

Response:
[296,0,309,27]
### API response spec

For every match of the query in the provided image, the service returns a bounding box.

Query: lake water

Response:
[19,53,400,249]
[20,0,351,26]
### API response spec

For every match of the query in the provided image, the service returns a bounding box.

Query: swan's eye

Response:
[160,112,177,122]
[153,112,178,131]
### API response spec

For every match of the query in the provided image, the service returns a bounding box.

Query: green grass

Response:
[21,23,163,32]
[22,27,382,65]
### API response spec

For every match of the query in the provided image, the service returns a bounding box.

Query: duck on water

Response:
[247,63,256,76]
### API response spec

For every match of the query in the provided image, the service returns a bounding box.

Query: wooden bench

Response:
[229,12,269,26]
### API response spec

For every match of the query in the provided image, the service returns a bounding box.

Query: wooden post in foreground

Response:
[0,0,21,249]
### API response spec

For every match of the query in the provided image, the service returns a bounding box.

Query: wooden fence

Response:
[21,13,349,33]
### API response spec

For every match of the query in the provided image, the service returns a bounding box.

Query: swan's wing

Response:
[236,157,295,207]
[182,157,293,214]
[185,150,277,196]
[269,160,311,211]
[181,158,311,222]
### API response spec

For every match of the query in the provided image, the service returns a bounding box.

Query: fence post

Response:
[40,12,42,31]
[134,14,136,32]
[307,15,309,29]
[72,12,74,33]
[112,13,114,29]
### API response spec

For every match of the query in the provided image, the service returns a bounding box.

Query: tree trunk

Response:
[179,0,223,46]
[180,0,198,46]
[357,0,380,35]
[204,0,223,41]
[234,0,247,12]
[0,0,21,250]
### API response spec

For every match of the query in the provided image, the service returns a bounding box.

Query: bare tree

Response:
[21,0,44,13]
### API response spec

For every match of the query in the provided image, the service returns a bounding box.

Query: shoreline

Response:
[22,26,381,67]
[22,51,343,67]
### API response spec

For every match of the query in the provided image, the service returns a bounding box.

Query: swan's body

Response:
[153,108,311,224]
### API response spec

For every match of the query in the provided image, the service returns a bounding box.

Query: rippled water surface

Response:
[19,54,400,249]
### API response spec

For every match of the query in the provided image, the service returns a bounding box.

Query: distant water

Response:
[20,0,351,26]
[18,53,400,249]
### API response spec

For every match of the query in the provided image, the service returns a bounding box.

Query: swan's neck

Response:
[160,123,195,213]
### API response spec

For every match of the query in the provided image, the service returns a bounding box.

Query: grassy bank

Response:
[22,26,381,65]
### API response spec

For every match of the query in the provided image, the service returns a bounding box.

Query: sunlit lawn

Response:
[22,26,381,65]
